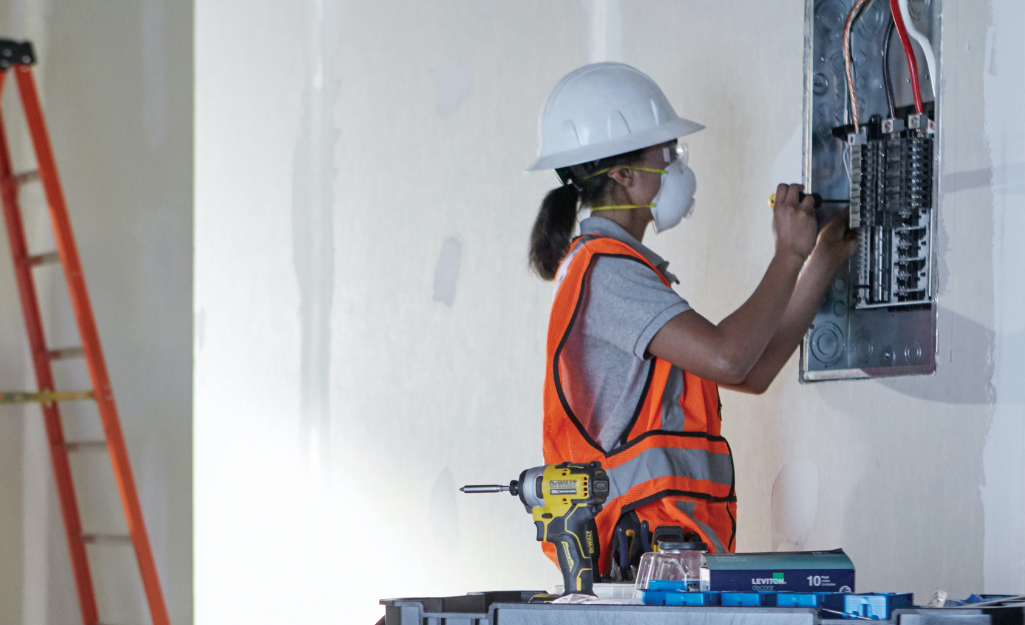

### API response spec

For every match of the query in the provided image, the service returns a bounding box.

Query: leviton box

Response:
[701,549,855,593]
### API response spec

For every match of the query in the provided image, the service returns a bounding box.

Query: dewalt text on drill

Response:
[460,461,610,596]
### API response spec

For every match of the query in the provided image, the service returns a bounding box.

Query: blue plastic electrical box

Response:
[648,580,692,591]
[721,591,779,607]
[638,587,916,618]
[776,592,826,608]
[823,592,914,620]
[640,590,722,606]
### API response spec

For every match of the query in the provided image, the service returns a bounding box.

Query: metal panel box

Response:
[800,0,941,381]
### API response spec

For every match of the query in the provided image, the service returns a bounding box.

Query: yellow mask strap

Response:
[580,165,667,180]
[589,203,654,212]
[582,165,665,212]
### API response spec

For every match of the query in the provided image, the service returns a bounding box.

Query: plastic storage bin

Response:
[381,590,1015,625]
[380,591,538,625]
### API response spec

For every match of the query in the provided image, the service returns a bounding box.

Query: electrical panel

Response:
[800,0,940,381]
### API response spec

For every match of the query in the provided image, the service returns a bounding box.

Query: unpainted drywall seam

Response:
[292,0,341,470]
[581,0,621,64]
[433,237,461,306]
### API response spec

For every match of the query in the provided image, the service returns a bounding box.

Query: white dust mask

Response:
[650,158,697,234]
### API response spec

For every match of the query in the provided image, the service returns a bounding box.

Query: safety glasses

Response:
[663,142,688,167]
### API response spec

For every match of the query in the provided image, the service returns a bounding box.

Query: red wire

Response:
[889,0,924,114]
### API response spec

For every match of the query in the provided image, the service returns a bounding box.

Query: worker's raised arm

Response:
[723,208,859,394]
[647,183,818,384]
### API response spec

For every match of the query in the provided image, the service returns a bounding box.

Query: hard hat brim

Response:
[526,116,705,172]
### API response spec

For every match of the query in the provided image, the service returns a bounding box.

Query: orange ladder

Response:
[0,40,170,625]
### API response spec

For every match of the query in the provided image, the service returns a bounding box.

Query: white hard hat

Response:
[527,62,704,172]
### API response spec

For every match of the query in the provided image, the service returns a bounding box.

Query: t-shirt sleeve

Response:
[582,256,692,359]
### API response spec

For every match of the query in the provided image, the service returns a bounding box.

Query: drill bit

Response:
[459,484,510,493]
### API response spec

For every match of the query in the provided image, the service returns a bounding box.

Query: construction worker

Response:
[526,63,857,576]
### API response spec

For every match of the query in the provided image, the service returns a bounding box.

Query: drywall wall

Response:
[980,0,1025,593]
[194,1,1024,623]
[0,1,193,624]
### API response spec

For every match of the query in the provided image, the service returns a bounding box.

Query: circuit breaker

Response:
[800,0,940,381]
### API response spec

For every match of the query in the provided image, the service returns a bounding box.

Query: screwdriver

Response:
[768,192,848,209]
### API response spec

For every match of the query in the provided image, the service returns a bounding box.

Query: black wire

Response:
[882,17,896,119]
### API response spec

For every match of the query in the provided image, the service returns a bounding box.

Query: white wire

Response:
[843,141,852,182]
[898,0,938,98]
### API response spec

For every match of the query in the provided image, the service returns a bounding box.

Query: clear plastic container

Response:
[634,541,707,593]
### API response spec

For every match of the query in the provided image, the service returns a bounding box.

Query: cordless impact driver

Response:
[461,461,610,595]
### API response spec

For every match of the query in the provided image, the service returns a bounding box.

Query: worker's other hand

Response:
[771,183,817,263]
[812,206,859,268]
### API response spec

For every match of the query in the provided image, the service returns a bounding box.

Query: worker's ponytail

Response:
[529,183,579,281]
[528,148,647,281]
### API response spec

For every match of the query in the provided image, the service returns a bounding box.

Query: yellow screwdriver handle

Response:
[769,192,826,209]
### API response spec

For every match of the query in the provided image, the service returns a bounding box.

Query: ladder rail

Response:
[0,69,100,625]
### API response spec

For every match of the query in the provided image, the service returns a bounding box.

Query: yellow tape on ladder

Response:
[0,390,95,405]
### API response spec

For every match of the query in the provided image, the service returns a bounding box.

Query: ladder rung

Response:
[47,346,84,360]
[27,251,61,267]
[12,169,39,185]
[80,533,132,545]
[64,440,107,452]
[0,390,94,405]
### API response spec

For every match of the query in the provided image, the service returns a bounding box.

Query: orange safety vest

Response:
[542,234,737,576]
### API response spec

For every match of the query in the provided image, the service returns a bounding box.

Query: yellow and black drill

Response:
[460,461,610,595]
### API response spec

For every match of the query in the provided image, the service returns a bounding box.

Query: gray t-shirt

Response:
[561,217,692,451]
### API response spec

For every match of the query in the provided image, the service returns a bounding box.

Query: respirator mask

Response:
[650,143,697,234]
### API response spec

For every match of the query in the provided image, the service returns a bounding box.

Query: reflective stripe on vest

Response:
[542,234,737,574]
[606,444,734,502]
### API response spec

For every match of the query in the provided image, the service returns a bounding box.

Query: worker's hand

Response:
[811,206,859,268]
[772,183,817,264]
